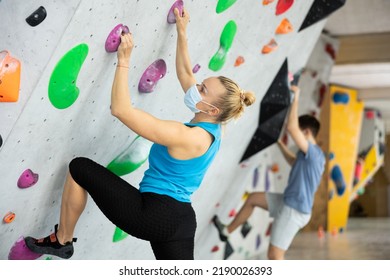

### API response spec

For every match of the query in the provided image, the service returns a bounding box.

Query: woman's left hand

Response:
[117,33,134,67]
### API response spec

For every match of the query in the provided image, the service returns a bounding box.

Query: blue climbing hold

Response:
[332,92,349,104]
[331,165,346,196]
[329,152,334,160]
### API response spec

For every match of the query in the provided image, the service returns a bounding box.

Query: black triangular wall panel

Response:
[299,0,346,32]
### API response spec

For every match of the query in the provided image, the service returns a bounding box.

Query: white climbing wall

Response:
[1,0,330,260]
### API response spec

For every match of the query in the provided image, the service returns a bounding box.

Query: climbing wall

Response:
[327,85,364,233]
[1,0,337,260]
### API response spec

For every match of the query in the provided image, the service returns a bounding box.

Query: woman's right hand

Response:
[117,33,134,67]
[174,7,189,33]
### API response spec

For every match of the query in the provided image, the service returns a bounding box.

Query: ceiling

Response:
[325,0,390,132]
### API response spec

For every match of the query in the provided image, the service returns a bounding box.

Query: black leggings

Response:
[69,157,197,260]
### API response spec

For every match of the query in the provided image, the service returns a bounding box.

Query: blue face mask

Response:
[184,84,219,114]
[184,85,202,113]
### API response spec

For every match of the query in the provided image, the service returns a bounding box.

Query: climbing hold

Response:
[216,0,238,13]
[379,142,385,156]
[17,169,39,189]
[45,257,53,260]
[107,136,152,176]
[209,20,237,71]
[365,110,375,120]
[299,0,346,32]
[332,92,349,104]
[261,38,278,54]
[281,132,288,145]
[228,209,236,217]
[275,18,293,34]
[167,0,184,24]
[353,159,363,185]
[263,0,275,5]
[256,234,261,249]
[0,50,21,102]
[330,165,346,196]
[26,6,47,27]
[211,245,219,252]
[224,240,234,259]
[8,236,43,260]
[357,187,365,196]
[0,134,2,147]
[325,43,336,60]
[105,24,130,52]
[242,191,249,200]
[339,227,344,233]
[192,64,201,73]
[317,83,327,107]
[329,152,335,160]
[240,221,252,238]
[275,0,294,16]
[270,163,279,173]
[265,168,270,192]
[265,222,272,236]
[138,59,167,93]
[331,227,338,236]
[48,44,89,109]
[252,166,259,189]
[215,202,220,208]
[3,211,16,223]
[234,56,245,67]
[113,227,128,242]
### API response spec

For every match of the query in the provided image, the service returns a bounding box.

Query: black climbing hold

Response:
[224,240,234,260]
[0,134,2,147]
[26,6,47,27]
[299,0,346,32]
[240,221,252,238]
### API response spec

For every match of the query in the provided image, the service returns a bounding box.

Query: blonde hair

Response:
[216,76,256,122]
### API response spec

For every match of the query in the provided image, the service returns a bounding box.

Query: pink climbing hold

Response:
[192,63,201,73]
[275,0,294,15]
[8,236,43,260]
[17,169,39,189]
[138,59,167,93]
[167,0,184,24]
[105,24,130,52]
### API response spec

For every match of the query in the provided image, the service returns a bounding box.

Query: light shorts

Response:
[266,192,311,251]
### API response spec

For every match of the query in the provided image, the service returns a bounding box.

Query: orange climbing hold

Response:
[234,56,245,67]
[0,51,21,102]
[270,163,279,173]
[263,0,275,5]
[3,212,16,223]
[317,226,325,238]
[275,18,293,34]
[261,39,278,54]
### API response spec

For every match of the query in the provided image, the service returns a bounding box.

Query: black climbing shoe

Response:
[212,215,228,242]
[25,224,77,259]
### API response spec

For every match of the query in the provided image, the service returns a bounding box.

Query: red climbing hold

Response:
[234,56,245,67]
[261,39,278,54]
[265,222,272,236]
[211,245,219,252]
[0,50,21,102]
[275,0,294,16]
[365,110,375,120]
[317,83,327,107]
[228,209,236,217]
[325,43,336,60]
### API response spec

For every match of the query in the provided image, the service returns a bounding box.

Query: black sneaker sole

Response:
[24,237,74,259]
[212,215,228,242]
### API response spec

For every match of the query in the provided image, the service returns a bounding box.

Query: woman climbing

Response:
[25,8,255,260]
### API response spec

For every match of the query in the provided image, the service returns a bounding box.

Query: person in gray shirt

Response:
[213,85,325,260]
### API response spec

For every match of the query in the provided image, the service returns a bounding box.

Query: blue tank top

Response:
[139,122,221,203]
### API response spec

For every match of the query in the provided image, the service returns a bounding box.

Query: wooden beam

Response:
[336,33,390,65]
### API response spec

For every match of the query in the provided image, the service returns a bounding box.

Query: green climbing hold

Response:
[113,226,128,242]
[48,43,89,109]
[106,135,152,177]
[216,0,238,13]
[209,20,237,71]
